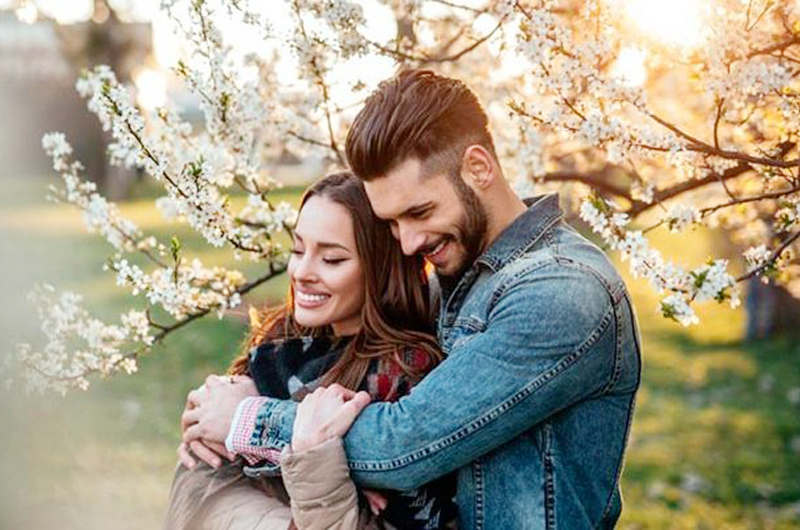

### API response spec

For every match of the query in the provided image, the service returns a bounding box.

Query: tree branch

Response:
[737,229,800,282]
[538,168,634,202]
[649,113,800,169]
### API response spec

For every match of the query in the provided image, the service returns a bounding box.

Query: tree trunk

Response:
[745,278,800,340]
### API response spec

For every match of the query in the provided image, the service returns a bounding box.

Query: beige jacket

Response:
[281,437,384,530]
[163,439,377,530]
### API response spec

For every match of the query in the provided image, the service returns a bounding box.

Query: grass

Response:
[0,176,798,529]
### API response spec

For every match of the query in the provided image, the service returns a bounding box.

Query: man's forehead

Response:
[363,159,429,219]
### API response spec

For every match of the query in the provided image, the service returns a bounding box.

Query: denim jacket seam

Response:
[597,295,643,525]
[477,212,562,273]
[473,457,485,530]
[543,423,556,530]
[347,304,615,472]
[487,257,560,307]
[543,256,627,396]
[543,225,559,258]
[596,380,639,525]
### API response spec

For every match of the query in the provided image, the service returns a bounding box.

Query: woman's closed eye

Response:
[323,257,347,265]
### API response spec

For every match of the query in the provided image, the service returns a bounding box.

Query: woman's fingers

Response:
[363,489,388,516]
[327,383,358,400]
[328,390,372,436]
[189,439,223,468]
[291,387,371,453]
[177,442,197,468]
[183,421,204,443]
[181,407,201,431]
[186,387,204,410]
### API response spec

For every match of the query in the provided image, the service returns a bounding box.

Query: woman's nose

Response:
[290,254,318,282]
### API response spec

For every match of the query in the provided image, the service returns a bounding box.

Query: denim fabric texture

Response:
[249,193,642,529]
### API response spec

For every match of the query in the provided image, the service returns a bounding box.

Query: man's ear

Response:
[461,145,496,190]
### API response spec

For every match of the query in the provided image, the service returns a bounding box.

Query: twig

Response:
[736,229,800,282]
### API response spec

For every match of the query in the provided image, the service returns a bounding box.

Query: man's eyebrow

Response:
[398,201,435,218]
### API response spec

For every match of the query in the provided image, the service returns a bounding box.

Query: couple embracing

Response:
[163,69,642,530]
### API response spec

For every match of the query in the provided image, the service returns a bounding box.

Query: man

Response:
[182,70,642,528]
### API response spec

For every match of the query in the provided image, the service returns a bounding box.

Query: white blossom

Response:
[666,205,701,233]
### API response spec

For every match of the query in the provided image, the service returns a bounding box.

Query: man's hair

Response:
[345,69,497,181]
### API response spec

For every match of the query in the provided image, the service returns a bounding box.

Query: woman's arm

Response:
[279,388,373,530]
[280,439,361,530]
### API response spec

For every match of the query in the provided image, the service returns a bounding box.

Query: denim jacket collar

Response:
[475,193,563,273]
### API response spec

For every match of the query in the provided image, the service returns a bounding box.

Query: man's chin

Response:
[431,255,469,279]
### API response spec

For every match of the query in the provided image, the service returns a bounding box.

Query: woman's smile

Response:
[294,287,332,308]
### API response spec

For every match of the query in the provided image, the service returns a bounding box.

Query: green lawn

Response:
[0,176,798,529]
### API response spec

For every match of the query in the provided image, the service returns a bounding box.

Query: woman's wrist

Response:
[291,431,334,454]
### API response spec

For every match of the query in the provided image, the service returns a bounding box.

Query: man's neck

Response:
[483,192,528,251]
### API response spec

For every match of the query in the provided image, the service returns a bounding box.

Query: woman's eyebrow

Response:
[317,241,351,252]
[294,232,351,252]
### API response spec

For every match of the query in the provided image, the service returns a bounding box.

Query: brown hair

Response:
[345,69,497,182]
[229,171,441,390]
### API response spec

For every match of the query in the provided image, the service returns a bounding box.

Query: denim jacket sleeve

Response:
[246,264,621,490]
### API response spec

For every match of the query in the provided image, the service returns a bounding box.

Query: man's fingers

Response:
[189,440,222,468]
[177,442,197,469]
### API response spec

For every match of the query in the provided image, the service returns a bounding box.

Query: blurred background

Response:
[0,1,799,529]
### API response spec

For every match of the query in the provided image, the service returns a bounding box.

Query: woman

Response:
[164,171,456,530]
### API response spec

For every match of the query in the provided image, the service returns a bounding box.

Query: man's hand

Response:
[181,374,259,460]
[291,384,372,454]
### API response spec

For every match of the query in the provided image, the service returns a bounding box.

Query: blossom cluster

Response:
[580,195,740,326]
[112,258,246,320]
[12,285,151,395]
[42,132,144,254]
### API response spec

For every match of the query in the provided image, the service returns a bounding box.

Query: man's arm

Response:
[193,267,622,490]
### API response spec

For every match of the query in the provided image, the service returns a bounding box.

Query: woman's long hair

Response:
[228,171,442,390]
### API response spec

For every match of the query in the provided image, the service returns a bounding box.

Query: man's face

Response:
[364,158,488,278]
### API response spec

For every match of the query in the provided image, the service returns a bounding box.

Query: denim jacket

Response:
[238,194,642,529]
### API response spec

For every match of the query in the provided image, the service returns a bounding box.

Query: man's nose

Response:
[397,223,426,256]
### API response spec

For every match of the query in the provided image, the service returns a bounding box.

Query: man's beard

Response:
[440,173,488,279]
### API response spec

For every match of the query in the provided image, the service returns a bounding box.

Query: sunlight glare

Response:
[34,0,93,24]
[624,0,705,48]
[14,2,38,24]
[134,68,167,110]
[611,47,647,87]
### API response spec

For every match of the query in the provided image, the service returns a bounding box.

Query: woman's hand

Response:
[291,384,372,454]
[178,375,235,468]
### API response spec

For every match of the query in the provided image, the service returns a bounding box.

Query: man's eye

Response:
[411,209,430,219]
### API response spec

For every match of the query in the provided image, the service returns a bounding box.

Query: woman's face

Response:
[288,195,366,336]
